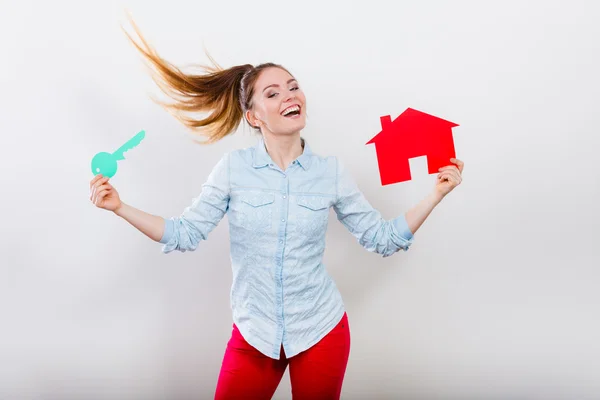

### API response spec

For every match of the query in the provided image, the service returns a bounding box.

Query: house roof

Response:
[366,107,458,144]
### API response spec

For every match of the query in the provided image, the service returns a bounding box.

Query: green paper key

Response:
[91,130,146,178]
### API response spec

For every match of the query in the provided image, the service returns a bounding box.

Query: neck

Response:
[262,132,303,171]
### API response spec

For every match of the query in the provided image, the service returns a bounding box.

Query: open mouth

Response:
[281,104,301,118]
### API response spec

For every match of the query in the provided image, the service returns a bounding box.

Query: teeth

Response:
[282,105,300,116]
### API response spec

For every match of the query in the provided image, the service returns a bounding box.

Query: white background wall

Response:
[2,0,599,399]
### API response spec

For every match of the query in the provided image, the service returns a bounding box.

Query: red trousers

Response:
[214,312,350,400]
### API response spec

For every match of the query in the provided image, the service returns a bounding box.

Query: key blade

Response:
[113,130,146,160]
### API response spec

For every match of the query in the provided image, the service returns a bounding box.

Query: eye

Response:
[291,86,299,91]
[268,92,278,98]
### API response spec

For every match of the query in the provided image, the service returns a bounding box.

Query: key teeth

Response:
[113,130,146,160]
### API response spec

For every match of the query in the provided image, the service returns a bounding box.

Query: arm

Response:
[114,203,166,242]
[406,157,464,233]
[333,157,414,257]
[333,156,464,257]
[404,191,443,235]
[132,152,231,253]
[89,174,166,242]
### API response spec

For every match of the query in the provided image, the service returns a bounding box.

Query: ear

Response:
[246,110,264,128]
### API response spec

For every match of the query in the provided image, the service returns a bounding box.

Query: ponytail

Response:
[122,15,291,144]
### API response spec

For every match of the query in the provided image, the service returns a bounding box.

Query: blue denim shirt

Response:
[159,137,414,359]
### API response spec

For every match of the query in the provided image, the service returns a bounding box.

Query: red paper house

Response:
[366,107,459,185]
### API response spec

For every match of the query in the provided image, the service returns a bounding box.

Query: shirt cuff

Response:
[392,214,414,241]
[159,218,174,244]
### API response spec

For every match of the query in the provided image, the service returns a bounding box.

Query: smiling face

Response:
[245,67,306,137]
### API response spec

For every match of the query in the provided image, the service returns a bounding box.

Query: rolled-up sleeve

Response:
[333,157,413,257]
[160,152,230,253]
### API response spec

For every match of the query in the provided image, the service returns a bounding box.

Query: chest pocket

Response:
[295,195,331,236]
[238,192,275,232]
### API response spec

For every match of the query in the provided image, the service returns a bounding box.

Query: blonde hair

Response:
[122,15,293,144]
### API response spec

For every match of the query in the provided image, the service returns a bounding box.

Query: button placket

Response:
[280,176,289,244]
[276,169,290,335]
[253,162,288,343]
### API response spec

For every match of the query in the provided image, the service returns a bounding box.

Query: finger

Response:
[438,171,459,185]
[446,171,462,186]
[90,177,109,197]
[93,176,109,188]
[95,184,111,193]
[437,173,451,183]
[443,169,461,182]
[439,165,459,173]
[450,167,462,180]
[90,184,98,201]
[444,175,457,186]
[94,189,110,206]
[440,166,463,180]
[90,174,104,188]
[450,158,464,173]
[91,183,111,202]
[91,186,100,203]
[90,177,108,196]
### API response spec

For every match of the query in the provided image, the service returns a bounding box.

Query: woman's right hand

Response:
[89,174,122,212]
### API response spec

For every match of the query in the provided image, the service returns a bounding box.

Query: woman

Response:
[89,20,464,400]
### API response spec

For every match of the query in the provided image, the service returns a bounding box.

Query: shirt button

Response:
[283,195,286,199]
[279,240,283,244]
[281,219,285,222]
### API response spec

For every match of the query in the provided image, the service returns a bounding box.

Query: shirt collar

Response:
[252,136,312,170]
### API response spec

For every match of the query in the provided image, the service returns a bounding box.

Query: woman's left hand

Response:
[435,158,464,199]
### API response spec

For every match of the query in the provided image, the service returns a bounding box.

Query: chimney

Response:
[380,115,392,130]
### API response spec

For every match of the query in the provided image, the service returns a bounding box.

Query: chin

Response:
[275,119,306,135]
[287,123,306,135]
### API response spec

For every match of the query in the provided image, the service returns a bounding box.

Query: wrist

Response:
[431,190,445,204]
[113,202,125,217]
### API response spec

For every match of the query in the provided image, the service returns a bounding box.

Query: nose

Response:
[284,89,296,102]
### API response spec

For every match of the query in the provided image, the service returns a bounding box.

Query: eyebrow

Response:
[262,78,297,93]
